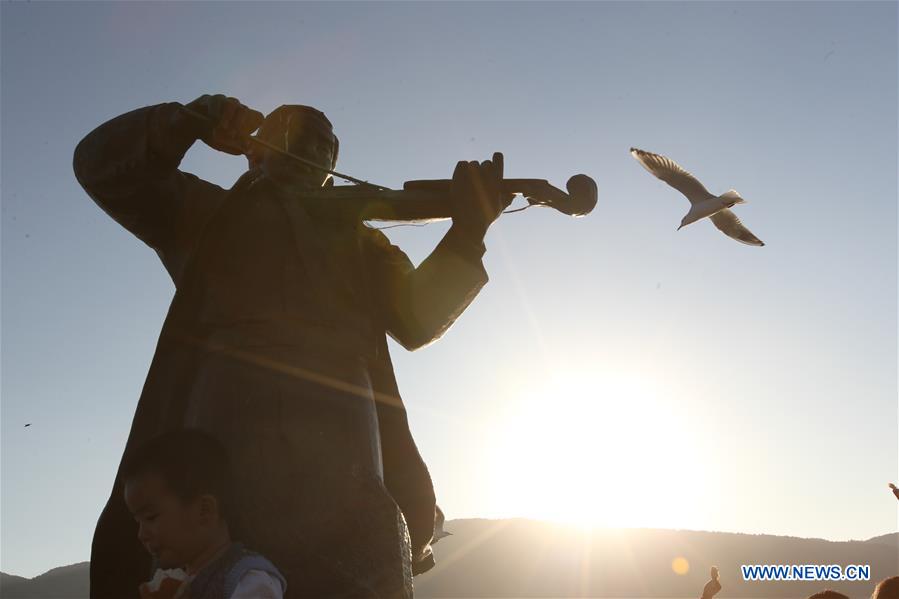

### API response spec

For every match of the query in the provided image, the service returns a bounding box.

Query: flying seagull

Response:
[630,148,764,246]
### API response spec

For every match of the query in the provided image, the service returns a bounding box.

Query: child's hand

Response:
[138,568,188,599]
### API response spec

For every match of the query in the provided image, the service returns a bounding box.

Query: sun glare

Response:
[671,557,690,575]
[485,371,702,529]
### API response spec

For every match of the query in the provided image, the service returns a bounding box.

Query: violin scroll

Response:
[518,175,597,217]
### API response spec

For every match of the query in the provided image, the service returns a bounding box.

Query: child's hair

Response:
[122,429,231,520]
[807,592,850,599]
[873,576,899,599]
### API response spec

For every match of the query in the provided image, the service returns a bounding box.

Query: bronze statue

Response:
[74,93,596,598]
[74,92,505,598]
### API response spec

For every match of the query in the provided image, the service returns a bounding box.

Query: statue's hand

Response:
[450,152,515,239]
[180,94,264,156]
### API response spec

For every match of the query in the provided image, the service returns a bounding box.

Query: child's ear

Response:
[197,494,221,523]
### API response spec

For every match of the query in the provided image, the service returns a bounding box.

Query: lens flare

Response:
[672,557,690,575]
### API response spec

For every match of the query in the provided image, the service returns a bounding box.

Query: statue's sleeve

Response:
[72,102,227,284]
[366,225,489,351]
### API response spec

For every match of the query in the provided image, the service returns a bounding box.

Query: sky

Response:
[2,1,897,579]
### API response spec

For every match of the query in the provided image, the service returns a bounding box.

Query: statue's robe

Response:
[73,103,488,598]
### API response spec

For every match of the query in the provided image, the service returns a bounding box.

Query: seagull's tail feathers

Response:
[720,189,746,204]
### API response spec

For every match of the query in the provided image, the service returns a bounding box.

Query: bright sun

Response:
[485,371,702,529]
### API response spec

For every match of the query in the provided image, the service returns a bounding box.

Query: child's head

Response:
[123,429,231,569]
[873,576,899,599]
[807,592,850,599]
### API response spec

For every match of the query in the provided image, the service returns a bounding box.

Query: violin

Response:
[299,176,598,222]
[181,106,598,222]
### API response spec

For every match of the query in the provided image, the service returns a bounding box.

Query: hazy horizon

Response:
[2,1,896,579]
[3,520,896,599]
[3,517,897,579]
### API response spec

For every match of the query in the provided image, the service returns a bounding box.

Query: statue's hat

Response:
[256,105,339,166]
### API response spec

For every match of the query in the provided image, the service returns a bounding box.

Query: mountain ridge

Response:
[2,522,896,598]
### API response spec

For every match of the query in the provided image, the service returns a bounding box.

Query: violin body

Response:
[297,185,453,223]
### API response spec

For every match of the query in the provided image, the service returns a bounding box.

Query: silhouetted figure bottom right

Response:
[700,566,721,599]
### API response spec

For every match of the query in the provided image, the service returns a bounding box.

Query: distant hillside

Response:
[0,562,89,598]
[865,533,899,549]
[1,523,895,598]
[417,521,898,598]
[1,572,30,588]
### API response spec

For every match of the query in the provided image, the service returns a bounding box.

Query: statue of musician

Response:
[74,93,513,598]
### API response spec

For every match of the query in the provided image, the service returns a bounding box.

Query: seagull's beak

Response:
[677,224,684,231]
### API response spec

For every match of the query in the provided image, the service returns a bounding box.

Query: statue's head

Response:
[248,105,339,190]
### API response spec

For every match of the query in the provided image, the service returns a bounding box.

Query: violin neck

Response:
[297,179,552,223]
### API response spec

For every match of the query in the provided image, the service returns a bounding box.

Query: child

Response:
[122,429,286,599]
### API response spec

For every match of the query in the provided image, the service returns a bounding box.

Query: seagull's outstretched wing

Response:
[710,209,765,246]
[630,148,714,204]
